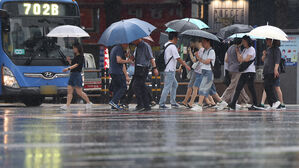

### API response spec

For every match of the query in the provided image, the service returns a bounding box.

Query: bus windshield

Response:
[2,2,81,66]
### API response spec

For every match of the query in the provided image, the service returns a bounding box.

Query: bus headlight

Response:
[2,66,20,88]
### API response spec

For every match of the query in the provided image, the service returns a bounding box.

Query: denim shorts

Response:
[188,70,196,88]
[198,69,214,97]
[193,72,203,88]
[68,72,83,87]
[209,83,217,95]
[274,77,280,87]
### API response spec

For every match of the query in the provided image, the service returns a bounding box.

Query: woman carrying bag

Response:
[228,36,262,110]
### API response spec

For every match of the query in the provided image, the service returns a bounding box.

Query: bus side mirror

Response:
[0,9,10,32]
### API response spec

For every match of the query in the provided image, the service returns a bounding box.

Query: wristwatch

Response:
[152,67,157,70]
[68,67,71,70]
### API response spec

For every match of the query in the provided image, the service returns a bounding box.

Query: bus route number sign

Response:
[23,3,59,16]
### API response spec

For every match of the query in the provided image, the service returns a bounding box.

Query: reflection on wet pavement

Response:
[1,104,299,167]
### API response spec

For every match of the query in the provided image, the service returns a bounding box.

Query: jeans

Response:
[110,74,127,104]
[133,68,150,108]
[264,73,278,106]
[198,69,214,97]
[159,71,178,106]
[230,72,258,107]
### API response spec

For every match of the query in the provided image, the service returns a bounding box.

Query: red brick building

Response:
[78,0,203,47]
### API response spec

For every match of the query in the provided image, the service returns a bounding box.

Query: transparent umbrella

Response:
[47,25,90,38]
[247,25,288,41]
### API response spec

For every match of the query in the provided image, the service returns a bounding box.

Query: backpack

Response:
[279,58,286,73]
[156,43,175,72]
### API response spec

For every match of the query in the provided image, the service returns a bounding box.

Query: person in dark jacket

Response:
[262,39,282,109]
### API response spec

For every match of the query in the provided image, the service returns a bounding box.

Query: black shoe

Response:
[140,107,151,112]
[248,105,260,110]
[135,106,144,111]
[228,104,236,110]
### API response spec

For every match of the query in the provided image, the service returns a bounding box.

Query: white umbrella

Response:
[47,25,90,38]
[247,25,288,41]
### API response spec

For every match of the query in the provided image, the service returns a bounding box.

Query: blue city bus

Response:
[0,0,80,106]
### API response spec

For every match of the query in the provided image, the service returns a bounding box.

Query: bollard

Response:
[151,73,161,103]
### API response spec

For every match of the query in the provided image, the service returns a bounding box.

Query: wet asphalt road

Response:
[1,104,299,168]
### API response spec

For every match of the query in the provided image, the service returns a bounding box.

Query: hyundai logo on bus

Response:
[42,72,55,79]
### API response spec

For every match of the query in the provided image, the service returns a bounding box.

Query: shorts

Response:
[274,77,280,87]
[68,72,83,87]
[193,72,203,88]
[188,70,196,88]
[209,83,217,95]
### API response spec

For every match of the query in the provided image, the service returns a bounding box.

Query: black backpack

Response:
[156,43,175,72]
[279,58,286,73]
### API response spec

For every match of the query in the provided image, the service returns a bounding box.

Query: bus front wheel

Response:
[22,96,44,107]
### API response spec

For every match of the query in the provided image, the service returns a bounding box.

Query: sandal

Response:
[186,103,193,108]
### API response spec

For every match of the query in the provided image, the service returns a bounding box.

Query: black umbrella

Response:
[216,24,253,40]
[181,29,220,42]
[165,19,199,33]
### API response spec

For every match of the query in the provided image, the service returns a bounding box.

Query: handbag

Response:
[239,58,255,72]
[192,61,199,70]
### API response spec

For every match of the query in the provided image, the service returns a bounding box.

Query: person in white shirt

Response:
[196,38,227,111]
[228,35,260,110]
[159,32,191,109]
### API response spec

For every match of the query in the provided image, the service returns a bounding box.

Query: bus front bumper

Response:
[2,86,68,97]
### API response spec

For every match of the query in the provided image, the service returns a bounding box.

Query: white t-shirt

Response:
[164,42,180,72]
[194,48,204,74]
[200,47,215,71]
[241,46,256,73]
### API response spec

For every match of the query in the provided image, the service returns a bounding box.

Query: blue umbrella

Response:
[98,18,156,46]
[165,18,209,32]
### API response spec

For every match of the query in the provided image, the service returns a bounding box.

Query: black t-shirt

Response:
[71,54,84,72]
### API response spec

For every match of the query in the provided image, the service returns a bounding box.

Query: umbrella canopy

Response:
[47,25,90,38]
[159,32,169,47]
[98,18,156,46]
[165,19,199,33]
[227,33,265,40]
[143,36,154,42]
[166,18,209,32]
[181,29,220,42]
[247,25,288,41]
[216,24,253,40]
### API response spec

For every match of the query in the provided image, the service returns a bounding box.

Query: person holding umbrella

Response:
[196,38,227,111]
[97,18,157,110]
[131,38,158,111]
[109,43,133,110]
[159,32,191,109]
[60,42,92,110]
[261,39,282,109]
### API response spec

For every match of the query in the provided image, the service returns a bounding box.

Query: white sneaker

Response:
[86,103,93,109]
[272,101,281,110]
[60,105,69,110]
[198,105,203,112]
[236,104,242,110]
[217,101,228,110]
